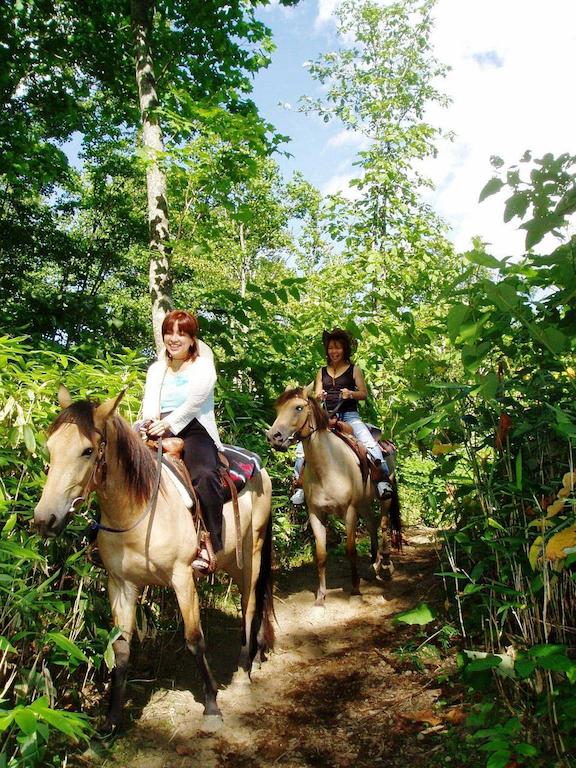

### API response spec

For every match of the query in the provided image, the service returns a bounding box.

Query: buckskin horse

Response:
[34,387,274,732]
[267,387,399,606]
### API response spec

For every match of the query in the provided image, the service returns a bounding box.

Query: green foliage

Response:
[393,603,436,626]
[0,335,147,766]
[408,152,576,763]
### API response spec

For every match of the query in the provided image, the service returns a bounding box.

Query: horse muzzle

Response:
[34,501,75,538]
[265,427,292,451]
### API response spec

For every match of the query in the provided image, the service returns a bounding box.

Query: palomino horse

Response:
[34,387,274,732]
[267,387,398,606]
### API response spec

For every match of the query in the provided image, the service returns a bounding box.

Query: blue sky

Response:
[252,0,576,258]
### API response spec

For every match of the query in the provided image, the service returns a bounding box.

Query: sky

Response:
[252,0,576,258]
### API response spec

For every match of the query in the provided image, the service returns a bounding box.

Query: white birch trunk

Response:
[131,0,172,354]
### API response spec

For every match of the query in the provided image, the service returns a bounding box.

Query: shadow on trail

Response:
[100,530,442,768]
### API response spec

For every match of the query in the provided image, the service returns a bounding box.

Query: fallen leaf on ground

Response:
[400,709,442,727]
[443,707,467,724]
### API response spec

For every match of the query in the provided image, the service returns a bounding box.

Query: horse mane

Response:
[48,401,156,505]
[275,387,329,431]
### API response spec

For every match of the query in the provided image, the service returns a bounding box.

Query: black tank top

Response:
[321,365,358,414]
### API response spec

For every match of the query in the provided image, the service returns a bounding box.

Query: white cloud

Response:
[321,171,362,200]
[314,0,340,29]
[326,129,369,150]
[307,0,576,256]
[423,0,576,256]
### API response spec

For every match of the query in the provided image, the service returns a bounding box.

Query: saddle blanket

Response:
[367,424,397,457]
[162,444,262,509]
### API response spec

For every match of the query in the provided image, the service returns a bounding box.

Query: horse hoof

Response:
[95,721,119,743]
[376,564,394,582]
[230,669,252,687]
[201,714,223,732]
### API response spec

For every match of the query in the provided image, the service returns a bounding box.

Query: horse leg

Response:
[373,499,394,581]
[104,577,139,733]
[309,512,328,606]
[366,506,379,564]
[172,570,221,718]
[236,555,261,681]
[344,509,361,596]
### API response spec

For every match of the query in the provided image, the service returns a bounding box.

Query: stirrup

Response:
[192,547,216,574]
[377,480,393,500]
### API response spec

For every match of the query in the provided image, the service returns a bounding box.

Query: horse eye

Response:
[295,406,303,412]
[82,447,94,457]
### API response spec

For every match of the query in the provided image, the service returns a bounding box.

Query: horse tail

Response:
[389,477,402,551]
[250,513,275,662]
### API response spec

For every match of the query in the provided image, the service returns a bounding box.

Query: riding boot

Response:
[372,460,393,500]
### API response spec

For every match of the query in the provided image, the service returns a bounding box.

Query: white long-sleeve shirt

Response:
[141,356,223,449]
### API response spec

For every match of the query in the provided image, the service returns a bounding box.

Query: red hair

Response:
[162,310,199,361]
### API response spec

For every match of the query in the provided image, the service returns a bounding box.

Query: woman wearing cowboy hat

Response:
[290,328,393,504]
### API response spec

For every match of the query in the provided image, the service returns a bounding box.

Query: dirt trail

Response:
[101,528,451,768]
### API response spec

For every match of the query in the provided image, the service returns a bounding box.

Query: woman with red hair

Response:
[142,310,223,573]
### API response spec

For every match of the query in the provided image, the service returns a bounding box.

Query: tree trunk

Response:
[130,0,172,354]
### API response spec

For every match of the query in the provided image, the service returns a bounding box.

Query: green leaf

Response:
[0,710,15,732]
[503,191,530,223]
[46,632,89,663]
[528,324,568,354]
[554,185,576,217]
[466,655,503,671]
[14,709,37,736]
[23,424,36,453]
[0,540,44,561]
[393,603,435,626]
[531,652,573,672]
[479,177,504,202]
[446,303,470,341]
[514,657,536,678]
[0,636,17,653]
[465,250,502,269]
[515,452,523,490]
[487,751,512,768]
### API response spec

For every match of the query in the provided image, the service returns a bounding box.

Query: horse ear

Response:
[58,385,73,409]
[303,381,315,397]
[95,389,127,424]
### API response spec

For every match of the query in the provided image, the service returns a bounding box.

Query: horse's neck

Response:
[96,438,150,524]
[302,430,343,479]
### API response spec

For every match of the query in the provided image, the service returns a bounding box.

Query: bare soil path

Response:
[98,527,463,768]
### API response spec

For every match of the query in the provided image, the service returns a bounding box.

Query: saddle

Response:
[318,419,390,487]
[145,437,246,570]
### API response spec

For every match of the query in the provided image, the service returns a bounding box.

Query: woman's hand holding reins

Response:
[145,419,171,437]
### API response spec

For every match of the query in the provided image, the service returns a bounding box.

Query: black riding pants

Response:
[164,416,224,551]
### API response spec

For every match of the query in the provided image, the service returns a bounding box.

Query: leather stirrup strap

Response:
[222,472,243,570]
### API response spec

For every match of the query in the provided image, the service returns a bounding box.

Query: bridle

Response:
[288,399,320,443]
[66,422,163,535]
[66,425,108,517]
